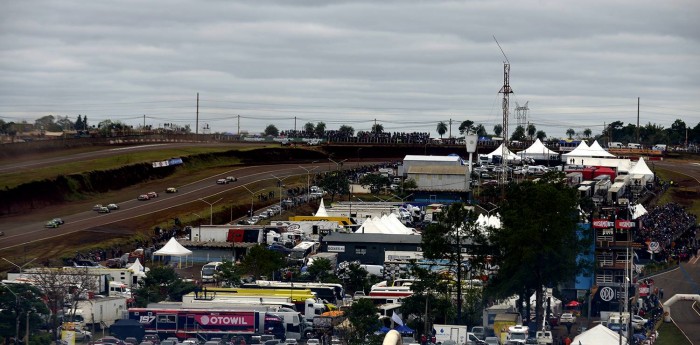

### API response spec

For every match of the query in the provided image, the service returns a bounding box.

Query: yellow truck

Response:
[493,312,522,344]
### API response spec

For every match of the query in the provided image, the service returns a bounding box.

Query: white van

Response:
[527,165,547,175]
[608,142,623,149]
[360,264,384,277]
[201,261,223,283]
[627,143,642,149]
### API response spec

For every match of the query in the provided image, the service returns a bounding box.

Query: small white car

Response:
[559,312,576,324]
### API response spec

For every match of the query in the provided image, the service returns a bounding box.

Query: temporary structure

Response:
[315,198,329,217]
[480,143,521,162]
[572,324,627,344]
[518,139,559,160]
[562,140,615,162]
[153,237,193,268]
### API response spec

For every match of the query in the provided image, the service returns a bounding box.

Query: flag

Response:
[391,311,404,326]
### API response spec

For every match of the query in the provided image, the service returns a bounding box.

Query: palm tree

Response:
[493,124,503,137]
[475,124,487,137]
[536,130,547,141]
[583,128,592,138]
[566,128,575,139]
[371,123,384,135]
[436,121,448,138]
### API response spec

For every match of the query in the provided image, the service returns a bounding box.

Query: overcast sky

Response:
[1,0,699,138]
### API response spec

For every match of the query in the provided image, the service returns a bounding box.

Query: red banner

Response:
[638,283,649,297]
[592,219,612,228]
[615,219,636,229]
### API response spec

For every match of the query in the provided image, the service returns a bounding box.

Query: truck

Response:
[535,330,553,345]
[312,311,345,332]
[65,296,128,330]
[493,313,522,344]
[433,324,469,345]
[129,307,286,340]
[201,261,223,283]
[506,325,529,344]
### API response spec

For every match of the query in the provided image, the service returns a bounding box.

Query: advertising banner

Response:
[195,313,254,326]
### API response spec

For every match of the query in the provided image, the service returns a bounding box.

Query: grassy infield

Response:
[4,147,699,344]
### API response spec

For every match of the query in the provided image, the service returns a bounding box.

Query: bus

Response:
[288,241,320,266]
[128,307,285,340]
[201,261,223,283]
[242,281,343,305]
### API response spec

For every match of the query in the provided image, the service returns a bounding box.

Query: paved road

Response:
[0,162,338,251]
[648,158,700,344]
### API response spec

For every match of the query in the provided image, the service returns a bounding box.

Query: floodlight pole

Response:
[2,257,37,279]
[1,283,21,341]
[242,185,266,219]
[298,165,319,201]
[271,174,292,212]
[198,198,222,225]
[328,158,347,171]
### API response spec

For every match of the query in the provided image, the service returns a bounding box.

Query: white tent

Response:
[315,199,329,217]
[153,237,193,268]
[480,143,521,162]
[127,258,149,278]
[632,204,648,220]
[572,324,627,345]
[588,141,616,157]
[628,157,654,179]
[518,139,559,160]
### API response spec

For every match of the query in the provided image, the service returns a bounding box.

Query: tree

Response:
[304,122,315,135]
[359,173,391,194]
[56,116,74,131]
[483,180,588,328]
[493,124,503,137]
[566,128,575,139]
[536,130,547,141]
[345,298,381,345]
[75,115,84,131]
[372,123,384,135]
[0,283,50,342]
[319,171,350,202]
[583,128,592,138]
[214,259,243,287]
[526,124,536,141]
[420,203,487,325]
[314,122,327,137]
[133,266,196,307]
[264,124,279,137]
[239,244,286,280]
[436,121,447,138]
[339,125,355,137]
[399,178,418,196]
[667,119,687,145]
[338,262,372,295]
[459,120,474,135]
[510,125,526,141]
[306,258,334,282]
[34,115,61,131]
[475,124,487,137]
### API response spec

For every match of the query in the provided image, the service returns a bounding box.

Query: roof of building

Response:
[407,165,468,175]
[404,155,462,162]
[322,232,423,244]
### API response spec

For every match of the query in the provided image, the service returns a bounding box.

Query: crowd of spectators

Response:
[637,203,698,262]
[279,129,432,144]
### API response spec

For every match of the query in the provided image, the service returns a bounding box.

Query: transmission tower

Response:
[515,101,529,128]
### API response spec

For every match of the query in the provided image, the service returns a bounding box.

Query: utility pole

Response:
[636,97,640,143]
[195,92,199,138]
[449,118,452,139]
[237,115,240,136]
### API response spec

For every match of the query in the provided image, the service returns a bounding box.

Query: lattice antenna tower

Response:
[515,101,529,128]
[494,36,513,187]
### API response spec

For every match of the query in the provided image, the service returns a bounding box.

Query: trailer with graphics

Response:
[128,307,286,341]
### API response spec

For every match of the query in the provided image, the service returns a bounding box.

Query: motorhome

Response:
[200,261,223,283]
[288,241,320,266]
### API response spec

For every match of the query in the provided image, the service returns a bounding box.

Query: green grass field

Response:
[656,321,692,345]
[654,167,700,217]
[0,146,239,188]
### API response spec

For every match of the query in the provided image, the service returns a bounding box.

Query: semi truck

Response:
[128,307,286,340]
[65,296,128,330]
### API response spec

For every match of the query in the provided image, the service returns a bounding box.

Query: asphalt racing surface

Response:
[650,159,700,344]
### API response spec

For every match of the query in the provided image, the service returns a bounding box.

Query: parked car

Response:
[632,315,648,329]
[559,312,576,324]
[137,194,150,201]
[106,203,119,210]
[226,176,237,182]
[142,334,160,345]
[166,187,178,193]
[216,178,228,184]
[484,337,499,345]
[306,340,320,345]
[147,191,158,198]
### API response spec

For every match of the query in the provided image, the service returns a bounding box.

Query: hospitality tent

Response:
[588,141,616,157]
[480,143,521,163]
[572,324,627,345]
[127,258,149,278]
[628,157,654,179]
[153,237,193,268]
[632,204,648,220]
[315,199,329,217]
[518,139,559,160]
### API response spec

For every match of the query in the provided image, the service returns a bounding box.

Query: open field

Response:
[656,321,692,345]
[654,167,700,217]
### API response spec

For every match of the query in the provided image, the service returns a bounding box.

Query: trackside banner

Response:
[195,313,254,326]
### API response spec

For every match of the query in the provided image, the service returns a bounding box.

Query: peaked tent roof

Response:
[632,204,648,220]
[628,157,654,177]
[315,198,329,217]
[154,237,193,256]
[573,324,627,345]
[519,138,559,156]
[589,140,616,157]
[562,140,591,158]
[482,143,521,161]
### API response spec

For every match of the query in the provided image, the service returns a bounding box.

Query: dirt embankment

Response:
[0,147,327,216]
